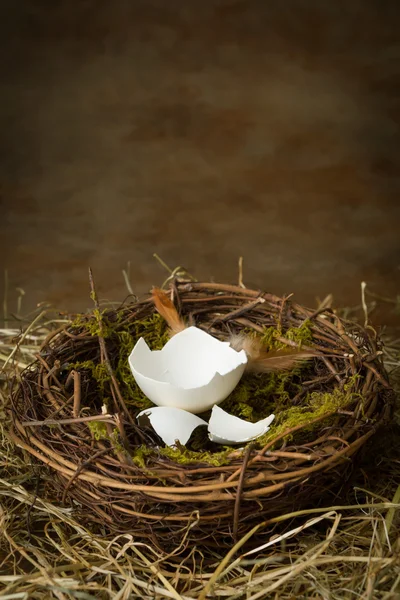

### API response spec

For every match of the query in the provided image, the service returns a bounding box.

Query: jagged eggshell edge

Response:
[136,406,208,446]
[208,405,275,445]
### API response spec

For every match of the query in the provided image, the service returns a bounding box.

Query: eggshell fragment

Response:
[129,326,247,413]
[208,405,275,445]
[137,407,207,447]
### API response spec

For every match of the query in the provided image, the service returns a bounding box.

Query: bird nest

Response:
[10,280,394,550]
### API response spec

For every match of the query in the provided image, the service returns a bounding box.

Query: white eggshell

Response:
[208,405,275,445]
[128,326,247,414]
[137,407,207,447]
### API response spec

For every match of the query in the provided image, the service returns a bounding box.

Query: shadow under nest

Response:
[10,281,395,551]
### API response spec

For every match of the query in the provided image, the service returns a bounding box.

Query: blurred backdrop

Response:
[1,0,399,320]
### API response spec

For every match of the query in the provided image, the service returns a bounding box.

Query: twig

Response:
[3,268,8,328]
[171,278,183,315]
[233,444,254,541]
[364,362,391,389]
[64,370,75,390]
[16,287,25,317]
[153,253,173,274]
[21,413,115,427]
[361,281,368,328]
[72,370,81,418]
[42,359,63,410]
[365,288,398,304]
[61,447,112,504]
[266,450,314,460]
[213,298,265,324]
[322,356,342,384]
[316,293,334,311]
[277,294,293,332]
[122,261,134,296]
[88,269,139,430]
[238,256,245,288]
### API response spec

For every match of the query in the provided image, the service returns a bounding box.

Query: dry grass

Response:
[0,289,399,599]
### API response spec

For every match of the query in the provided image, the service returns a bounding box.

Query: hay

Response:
[1,281,399,599]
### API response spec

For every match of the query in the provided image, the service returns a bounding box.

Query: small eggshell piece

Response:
[208,405,275,445]
[137,406,207,447]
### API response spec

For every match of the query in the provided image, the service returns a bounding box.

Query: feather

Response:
[152,287,186,335]
[229,333,264,360]
[229,332,316,372]
[246,348,317,372]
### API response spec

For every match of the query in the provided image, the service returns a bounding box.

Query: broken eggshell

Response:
[129,326,247,414]
[137,405,275,448]
[137,406,207,447]
[208,405,275,445]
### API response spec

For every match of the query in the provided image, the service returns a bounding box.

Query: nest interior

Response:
[10,281,394,550]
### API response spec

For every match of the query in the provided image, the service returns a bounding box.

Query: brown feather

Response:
[247,348,317,372]
[229,333,263,360]
[229,333,316,372]
[152,287,186,334]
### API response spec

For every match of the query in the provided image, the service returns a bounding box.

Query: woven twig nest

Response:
[11,281,394,550]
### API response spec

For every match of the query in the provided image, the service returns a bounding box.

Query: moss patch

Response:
[158,445,231,466]
[70,310,115,338]
[132,444,232,467]
[218,368,304,422]
[256,374,361,448]
[70,360,111,394]
[261,319,313,349]
[285,319,314,346]
[87,421,109,440]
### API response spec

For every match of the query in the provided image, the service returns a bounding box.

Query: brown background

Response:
[1,0,399,320]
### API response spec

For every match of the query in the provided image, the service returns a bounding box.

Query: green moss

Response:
[220,374,275,421]
[256,374,361,448]
[309,375,361,410]
[71,360,111,394]
[115,330,152,410]
[132,433,232,468]
[259,319,313,351]
[70,310,115,338]
[260,326,277,350]
[132,445,154,469]
[219,366,305,423]
[87,421,109,440]
[109,428,125,453]
[87,423,126,457]
[157,446,232,466]
[70,314,87,330]
[285,319,313,346]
